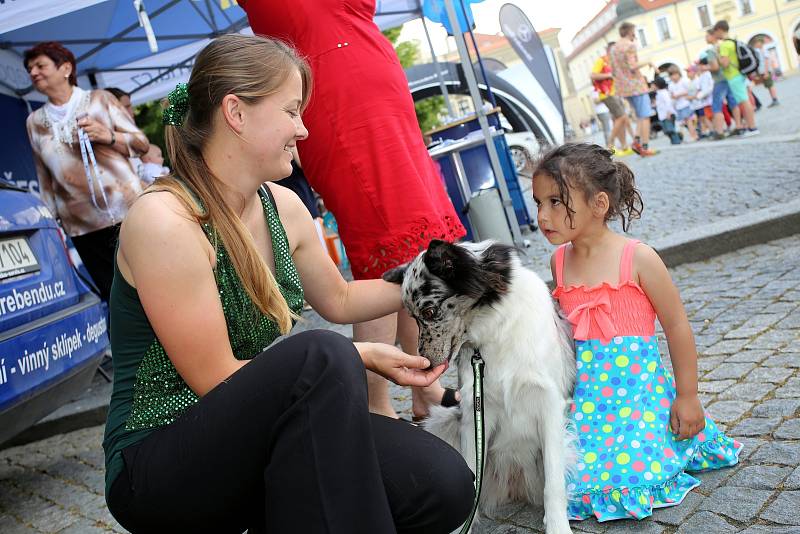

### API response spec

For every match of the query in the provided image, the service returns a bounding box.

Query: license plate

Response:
[0,237,40,281]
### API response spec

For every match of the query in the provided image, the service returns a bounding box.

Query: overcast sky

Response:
[399,0,608,57]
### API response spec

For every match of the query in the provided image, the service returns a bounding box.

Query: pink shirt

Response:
[552,240,657,344]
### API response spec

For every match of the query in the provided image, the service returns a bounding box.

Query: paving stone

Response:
[506,505,544,530]
[54,518,111,534]
[718,382,775,402]
[676,511,736,533]
[649,490,703,525]
[603,519,664,533]
[775,419,800,440]
[0,515,38,534]
[748,367,795,384]
[570,519,608,533]
[698,486,773,522]
[484,524,537,533]
[739,526,800,534]
[750,441,800,466]
[489,502,527,521]
[752,399,800,418]
[725,350,773,363]
[703,363,757,381]
[697,356,726,373]
[785,467,800,490]
[706,400,754,423]
[727,465,792,490]
[759,491,800,525]
[729,417,783,437]
[705,340,751,356]
[776,378,800,398]
[698,379,736,394]
[473,518,504,534]
[763,353,800,368]
[694,465,738,493]
[732,437,766,461]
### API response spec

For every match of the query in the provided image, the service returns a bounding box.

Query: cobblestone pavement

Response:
[516,74,800,279]
[472,235,800,534]
[2,234,799,533]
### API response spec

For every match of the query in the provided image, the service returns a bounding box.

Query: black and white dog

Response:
[384,240,576,534]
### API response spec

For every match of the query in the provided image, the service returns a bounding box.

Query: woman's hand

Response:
[355,342,447,387]
[77,115,113,145]
[669,393,706,440]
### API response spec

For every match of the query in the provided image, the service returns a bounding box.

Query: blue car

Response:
[0,180,109,444]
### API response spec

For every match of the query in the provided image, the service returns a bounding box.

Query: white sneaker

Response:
[742,128,760,137]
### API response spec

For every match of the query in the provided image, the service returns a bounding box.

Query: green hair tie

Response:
[163,82,189,126]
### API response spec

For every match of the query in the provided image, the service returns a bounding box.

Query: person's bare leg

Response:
[612,116,627,148]
[732,105,743,129]
[395,310,461,419]
[687,116,698,140]
[354,314,399,418]
[769,86,778,101]
[740,100,757,129]
[713,112,726,134]
[639,117,650,145]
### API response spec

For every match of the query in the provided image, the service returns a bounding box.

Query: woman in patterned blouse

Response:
[24,41,150,301]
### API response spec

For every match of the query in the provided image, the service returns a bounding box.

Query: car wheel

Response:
[509,145,531,174]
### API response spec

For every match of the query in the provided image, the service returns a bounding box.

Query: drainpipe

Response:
[674,3,691,66]
[770,0,790,71]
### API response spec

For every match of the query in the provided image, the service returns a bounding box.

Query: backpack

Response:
[726,38,759,76]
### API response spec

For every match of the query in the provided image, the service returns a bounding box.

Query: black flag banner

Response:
[498,3,565,126]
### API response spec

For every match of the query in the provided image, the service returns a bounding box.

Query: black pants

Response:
[71,224,119,302]
[107,330,474,534]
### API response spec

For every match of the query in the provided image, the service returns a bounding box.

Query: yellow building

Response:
[566,0,800,125]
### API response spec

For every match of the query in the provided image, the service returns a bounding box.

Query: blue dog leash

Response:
[459,349,486,534]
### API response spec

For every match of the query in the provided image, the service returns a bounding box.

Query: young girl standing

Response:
[532,143,741,522]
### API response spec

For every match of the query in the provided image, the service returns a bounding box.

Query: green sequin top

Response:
[102,185,303,494]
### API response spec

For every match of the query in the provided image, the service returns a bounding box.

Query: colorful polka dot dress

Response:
[552,240,741,522]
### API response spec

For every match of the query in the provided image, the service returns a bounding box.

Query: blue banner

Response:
[0,302,108,410]
[0,94,40,193]
[423,0,484,36]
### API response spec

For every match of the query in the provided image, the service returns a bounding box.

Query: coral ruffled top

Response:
[552,240,656,344]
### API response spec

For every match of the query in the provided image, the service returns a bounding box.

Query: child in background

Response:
[654,77,682,145]
[531,143,741,521]
[690,63,715,138]
[667,66,698,141]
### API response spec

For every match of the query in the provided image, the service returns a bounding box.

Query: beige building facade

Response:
[566,0,800,127]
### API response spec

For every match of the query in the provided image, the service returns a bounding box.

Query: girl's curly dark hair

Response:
[532,143,643,231]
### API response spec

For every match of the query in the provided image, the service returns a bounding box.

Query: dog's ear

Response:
[424,240,460,281]
[478,243,515,304]
[382,263,409,284]
[425,240,486,298]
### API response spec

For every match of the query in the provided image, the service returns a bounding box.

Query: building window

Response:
[637,28,649,47]
[656,17,672,41]
[739,0,754,15]
[697,3,712,28]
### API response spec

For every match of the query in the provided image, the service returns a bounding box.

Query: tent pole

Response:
[442,0,523,247]
[421,13,454,118]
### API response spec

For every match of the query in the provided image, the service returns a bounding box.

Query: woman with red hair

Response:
[24,41,150,301]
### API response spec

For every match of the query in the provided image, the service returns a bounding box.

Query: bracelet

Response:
[108,131,116,146]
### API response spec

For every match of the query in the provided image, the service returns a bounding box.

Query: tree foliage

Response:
[382,27,445,133]
[134,101,167,166]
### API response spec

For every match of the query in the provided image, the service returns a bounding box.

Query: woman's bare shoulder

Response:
[121,190,211,263]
